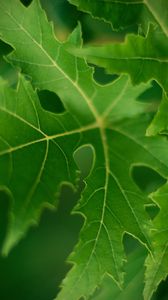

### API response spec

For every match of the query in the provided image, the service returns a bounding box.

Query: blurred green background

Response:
[0,0,168,299]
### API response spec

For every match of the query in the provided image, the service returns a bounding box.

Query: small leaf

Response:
[147,92,168,136]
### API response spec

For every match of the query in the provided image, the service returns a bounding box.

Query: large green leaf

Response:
[69,0,168,35]
[1,1,168,299]
[0,72,158,299]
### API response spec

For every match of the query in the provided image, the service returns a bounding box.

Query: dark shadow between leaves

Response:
[0,60,18,88]
[0,40,18,87]
[91,64,119,85]
[152,276,168,300]
[0,190,10,254]
[131,165,166,195]
[0,184,83,300]
[123,232,147,256]
[137,80,162,103]
[37,89,65,114]
[131,165,166,219]
[19,0,33,7]
[0,40,14,56]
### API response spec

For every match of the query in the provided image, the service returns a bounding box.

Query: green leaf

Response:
[1,1,168,299]
[144,183,168,300]
[70,26,168,93]
[0,72,158,298]
[68,0,168,35]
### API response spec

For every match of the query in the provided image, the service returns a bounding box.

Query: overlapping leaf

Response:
[1,1,168,300]
[69,0,168,35]
[70,26,168,93]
